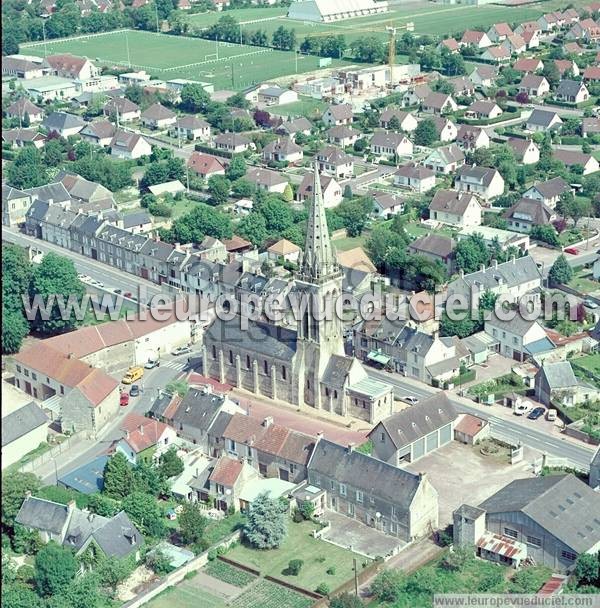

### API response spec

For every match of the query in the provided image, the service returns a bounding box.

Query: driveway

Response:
[320,510,404,559]
[404,441,536,526]
[459,353,515,389]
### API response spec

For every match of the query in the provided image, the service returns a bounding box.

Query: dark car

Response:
[129,384,140,397]
[527,407,545,420]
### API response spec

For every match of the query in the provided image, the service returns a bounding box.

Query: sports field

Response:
[20,29,350,90]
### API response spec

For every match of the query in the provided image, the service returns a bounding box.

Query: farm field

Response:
[229,579,313,608]
[20,29,351,90]
[226,519,368,590]
[144,579,226,608]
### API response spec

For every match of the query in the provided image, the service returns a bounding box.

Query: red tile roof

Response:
[455,413,487,437]
[209,456,243,487]
[187,152,225,177]
[120,413,171,453]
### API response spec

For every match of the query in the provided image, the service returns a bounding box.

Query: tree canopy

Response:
[244,492,288,549]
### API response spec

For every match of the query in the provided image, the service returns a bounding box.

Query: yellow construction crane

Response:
[303,21,414,87]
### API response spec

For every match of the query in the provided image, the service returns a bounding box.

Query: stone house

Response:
[535,361,599,407]
[2,185,32,227]
[484,315,549,362]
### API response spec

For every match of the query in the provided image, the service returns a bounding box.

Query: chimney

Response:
[347,443,354,453]
[175,242,181,251]
[125,429,129,438]
[459,269,464,278]
[512,256,516,264]
[480,264,485,273]
[316,431,324,441]
[262,416,273,428]
[67,500,76,514]
[433,331,439,341]
[25,490,32,499]
[139,425,144,436]
[68,352,74,359]
[493,259,498,269]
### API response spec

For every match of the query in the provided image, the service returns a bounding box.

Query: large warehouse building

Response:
[288,0,388,22]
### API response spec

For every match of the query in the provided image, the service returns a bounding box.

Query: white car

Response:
[403,395,419,405]
[514,400,532,416]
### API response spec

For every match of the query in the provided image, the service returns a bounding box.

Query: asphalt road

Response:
[367,369,595,472]
[2,226,175,305]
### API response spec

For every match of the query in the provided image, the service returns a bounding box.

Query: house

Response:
[555,80,589,104]
[12,342,120,435]
[447,255,542,305]
[563,42,585,55]
[552,150,599,176]
[487,23,513,42]
[469,65,498,88]
[421,92,457,115]
[454,475,600,572]
[114,413,177,464]
[79,120,116,147]
[438,38,460,53]
[457,225,529,254]
[2,128,46,149]
[370,131,413,159]
[454,413,489,445]
[170,116,210,141]
[268,239,301,264]
[518,74,550,98]
[554,59,579,77]
[582,117,600,138]
[513,57,544,74]
[369,393,457,465]
[408,234,455,273]
[2,55,47,79]
[484,314,549,362]
[118,210,152,234]
[583,66,600,82]
[481,46,511,64]
[326,125,360,147]
[141,103,176,129]
[402,84,432,108]
[503,198,554,233]
[207,456,259,512]
[521,30,540,49]
[507,138,540,165]
[454,165,505,200]
[501,34,526,55]
[514,21,542,37]
[262,138,303,164]
[456,125,490,151]
[535,361,599,408]
[538,12,560,31]
[297,172,342,208]
[523,177,570,208]
[58,171,116,213]
[460,30,493,48]
[423,143,465,174]
[16,495,144,560]
[220,413,316,483]
[466,100,502,121]
[379,108,418,131]
[321,103,353,127]
[276,116,312,139]
[395,164,436,193]
[187,152,225,179]
[246,167,288,193]
[257,86,298,106]
[2,401,49,469]
[525,109,563,132]
[429,190,482,227]
[448,76,475,98]
[103,97,141,122]
[567,18,600,42]
[316,146,354,179]
[424,116,455,143]
[44,54,99,80]
[109,130,152,160]
[43,112,86,137]
[371,192,405,219]
[214,133,250,153]
[307,438,439,541]
[6,98,44,123]
[2,185,32,227]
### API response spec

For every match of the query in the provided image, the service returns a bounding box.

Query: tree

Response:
[244,492,288,549]
[225,155,246,181]
[103,452,134,499]
[6,147,48,189]
[207,174,231,205]
[479,289,498,311]
[287,559,303,575]
[122,492,165,537]
[282,183,294,203]
[330,593,363,608]
[166,203,233,244]
[440,311,479,338]
[2,306,29,354]
[179,83,210,113]
[515,91,529,104]
[371,568,407,602]
[413,118,438,146]
[238,212,268,247]
[542,61,560,87]
[574,553,599,587]
[179,502,208,546]
[145,549,172,574]
[530,225,560,247]
[141,162,170,189]
[1,472,40,530]
[333,197,372,237]
[97,555,135,591]
[86,493,119,517]
[157,446,184,479]
[259,198,294,233]
[1,583,44,608]
[43,139,64,167]
[454,234,489,273]
[12,524,42,555]
[133,460,164,496]
[387,115,401,131]
[34,542,78,596]
[548,254,573,287]
[351,36,386,63]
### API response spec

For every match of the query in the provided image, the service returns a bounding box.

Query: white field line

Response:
[21,28,132,47]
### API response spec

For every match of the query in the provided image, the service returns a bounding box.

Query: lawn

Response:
[204,511,247,546]
[144,578,226,608]
[186,6,286,28]
[226,519,367,591]
[229,579,312,608]
[332,235,367,251]
[269,97,328,119]
[568,269,600,295]
[573,354,600,376]
[20,29,351,91]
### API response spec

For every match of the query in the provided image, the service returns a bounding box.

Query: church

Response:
[201,166,394,424]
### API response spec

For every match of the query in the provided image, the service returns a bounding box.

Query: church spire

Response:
[300,162,339,282]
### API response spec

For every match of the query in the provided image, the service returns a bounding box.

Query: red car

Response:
[119,392,130,407]
[564,247,579,255]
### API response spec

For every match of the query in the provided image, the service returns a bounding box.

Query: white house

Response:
[485,316,549,362]
[370,131,413,159]
[454,165,504,200]
[423,143,465,174]
[456,125,490,151]
[429,190,482,228]
[110,131,152,160]
[257,86,298,106]
[507,138,540,165]
[395,164,436,193]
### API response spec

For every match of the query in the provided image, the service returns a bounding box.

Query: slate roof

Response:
[486,313,540,337]
[43,111,86,132]
[88,510,143,558]
[316,145,353,165]
[479,474,600,554]
[263,137,302,156]
[527,176,570,199]
[396,164,435,180]
[556,79,587,98]
[2,185,30,202]
[322,355,354,389]
[507,137,537,158]
[2,401,48,447]
[110,130,148,152]
[456,164,499,186]
[410,234,455,258]
[104,97,140,115]
[277,117,312,135]
[527,109,562,128]
[308,438,422,508]
[372,191,404,210]
[141,103,176,121]
[503,198,553,224]
[175,115,209,129]
[246,167,288,188]
[429,143,464,165]
[16,496,69,535]
[25,182,70,205]
[368,392,457,449]
[456,255,541,292]
[121,210,151,229]
[540,361,578,389]
[214,133,250,147]
[371,131,410,149]
[430,190,479,215]
[171,388,226,432]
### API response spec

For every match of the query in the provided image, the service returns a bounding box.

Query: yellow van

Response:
[122,366,144,384]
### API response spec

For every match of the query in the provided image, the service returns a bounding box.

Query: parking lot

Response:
[404,441,537,526]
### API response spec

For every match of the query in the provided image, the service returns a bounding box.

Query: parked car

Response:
[527,407,545,420]
[546,409,557,422]
[514,400,532,416]
[564,247,579,255]
[124,292,133,298]
[119,392,129,407]
[172,345,192,356]
[583,299,598,309]
[403,395,419,405]
[144,358,160,369]
[122,366,144,385]
[129,384,140,397]
[113,288,122,294]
